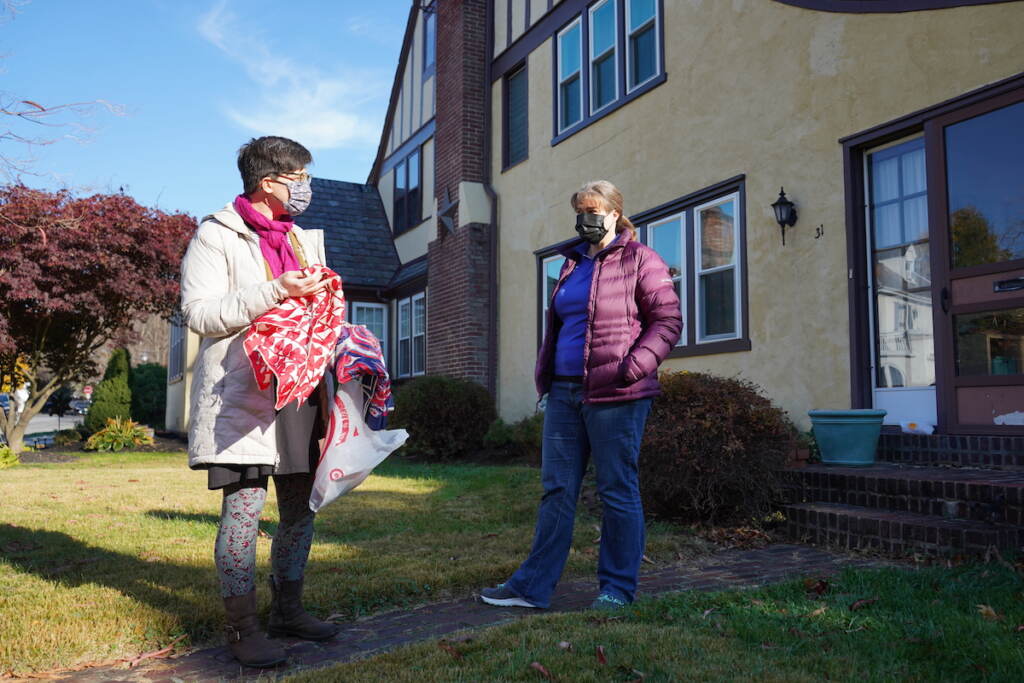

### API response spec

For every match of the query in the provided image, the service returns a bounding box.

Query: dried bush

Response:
[640,371,796,524]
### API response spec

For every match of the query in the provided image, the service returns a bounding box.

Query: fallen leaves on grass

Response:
[701,608,717,619]
[699,526,772,549]
[850,598,879,612]
[557,641,572,651]
[977,604,1003,622]
[437,641,463,660]
[804,606,828,618]
[530,661,555,679]
[126,634,186,668]
[595,645,607,665]
[2,541,40,553]
[803,578,829,596]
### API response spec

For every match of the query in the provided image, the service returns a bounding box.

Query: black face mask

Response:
[575,212,608,244]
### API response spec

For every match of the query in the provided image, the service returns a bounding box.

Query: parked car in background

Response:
[0,393,9,414]
[69,399,92,415]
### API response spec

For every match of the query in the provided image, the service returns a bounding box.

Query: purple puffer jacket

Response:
[535,231,683,403]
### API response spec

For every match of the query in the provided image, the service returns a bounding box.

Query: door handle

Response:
[994,277,1024,293]
[940,287,950,314]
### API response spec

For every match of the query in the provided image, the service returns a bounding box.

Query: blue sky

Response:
[1,0,409,219]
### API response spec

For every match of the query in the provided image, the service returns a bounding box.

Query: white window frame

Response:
[540,254,564,338]
[625,0,660,93]
[350,302,388,360]
[411,291,426,376]
[693,192,742,344]
[588,0,618,115]
[396,297,413,378]
[647,212,687,346]
[557,18,583,133]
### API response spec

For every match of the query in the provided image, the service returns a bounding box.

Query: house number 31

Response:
[815,224,824,239]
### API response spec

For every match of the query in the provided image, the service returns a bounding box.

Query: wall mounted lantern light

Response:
[771,187,798,245]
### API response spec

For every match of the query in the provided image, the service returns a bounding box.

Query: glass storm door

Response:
[867,137,937,426]
[929,92,1024,433]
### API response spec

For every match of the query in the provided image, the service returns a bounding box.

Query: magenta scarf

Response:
[233,194,302,277]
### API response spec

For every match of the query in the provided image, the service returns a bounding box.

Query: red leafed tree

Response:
[0,184,195,452]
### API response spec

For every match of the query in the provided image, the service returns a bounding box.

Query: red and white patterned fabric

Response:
[244,265,346,410]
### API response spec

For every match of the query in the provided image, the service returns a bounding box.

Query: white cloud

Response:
[197,1,386,150]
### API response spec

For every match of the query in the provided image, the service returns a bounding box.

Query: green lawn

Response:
[292,564,1024,682]
[0,452,708,675]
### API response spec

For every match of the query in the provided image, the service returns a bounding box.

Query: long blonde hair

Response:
[570,180,636,238]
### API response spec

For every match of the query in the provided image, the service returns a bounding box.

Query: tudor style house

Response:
[169,0,1024,446]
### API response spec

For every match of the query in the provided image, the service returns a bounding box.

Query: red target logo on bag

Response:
[329,469,344,481]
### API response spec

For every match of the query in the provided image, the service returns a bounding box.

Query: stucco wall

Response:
[491,0,1024,426]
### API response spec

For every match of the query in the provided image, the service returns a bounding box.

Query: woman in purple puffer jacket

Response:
[481,180,682,611]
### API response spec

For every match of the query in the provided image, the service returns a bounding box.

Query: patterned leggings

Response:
[214,473,316,597]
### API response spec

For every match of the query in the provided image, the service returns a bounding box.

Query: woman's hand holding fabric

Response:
[277,268,330,300]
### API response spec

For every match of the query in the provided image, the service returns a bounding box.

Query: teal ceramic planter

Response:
[808,409,887,467]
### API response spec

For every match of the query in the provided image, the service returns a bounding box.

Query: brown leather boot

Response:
[223,590,287,668]
[267,576,340,641]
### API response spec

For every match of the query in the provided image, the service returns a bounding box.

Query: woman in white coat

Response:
[180,136,338,667]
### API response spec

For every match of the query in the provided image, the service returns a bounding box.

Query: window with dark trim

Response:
[504,64,529,169]
[634,176,751,358]
[553,0,665,143]
[392,147,422,235]
[423,3,436,76]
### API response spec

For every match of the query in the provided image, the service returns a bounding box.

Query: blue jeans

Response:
[505,381,652,607]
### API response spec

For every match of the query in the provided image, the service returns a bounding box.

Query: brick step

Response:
[782,464,1024,525]
[877,433,1024,469]
[784,502,1023,557]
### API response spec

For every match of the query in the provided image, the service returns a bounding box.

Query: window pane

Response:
[901,147,926,195]
[700,201,735,269]
[354,306,385,344]
[956,308,1024,376]
[424,11,435,69]
[947,100,1024,268]
[629,0,656,31]
[902,195,928,243]
[413,336,425,374]
[507,68,528,165]
[700,269,736,338]
[399,300,411,338]
[407,151,421,225]
[629,24,656,87]
[545,258,562,301]
[873,244,934,388]
[591,1,615,56]
[649,218,681,278]
[873,203,901,249]
[560,76,581,129]
[872,156,899,203]
[413,296,426,336]
[393,161,406,232]
[559,24,581,81]
[592,53,616,110]
[399,339,411,376]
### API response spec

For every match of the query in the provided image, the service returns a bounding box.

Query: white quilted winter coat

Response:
[180,203,326,468]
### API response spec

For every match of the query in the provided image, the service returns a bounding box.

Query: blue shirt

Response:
[552,249,595,376]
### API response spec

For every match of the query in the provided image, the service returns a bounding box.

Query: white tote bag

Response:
[309,381,409,512]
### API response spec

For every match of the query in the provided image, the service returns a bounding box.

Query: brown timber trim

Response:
[772,0,1021,12]
[368,3,420,184]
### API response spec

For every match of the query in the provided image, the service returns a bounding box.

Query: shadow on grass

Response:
[0,523,211,628]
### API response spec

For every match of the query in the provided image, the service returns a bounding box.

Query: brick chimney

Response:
[427,0,495,392]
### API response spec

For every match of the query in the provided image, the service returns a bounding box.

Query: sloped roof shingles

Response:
[300,178,399,288]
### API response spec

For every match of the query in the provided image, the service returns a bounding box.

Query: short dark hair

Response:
[237,136,313,195]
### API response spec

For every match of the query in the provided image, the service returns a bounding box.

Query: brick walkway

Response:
[65,544,890,682]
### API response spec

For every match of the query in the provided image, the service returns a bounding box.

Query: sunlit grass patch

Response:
[0,453,707,675]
